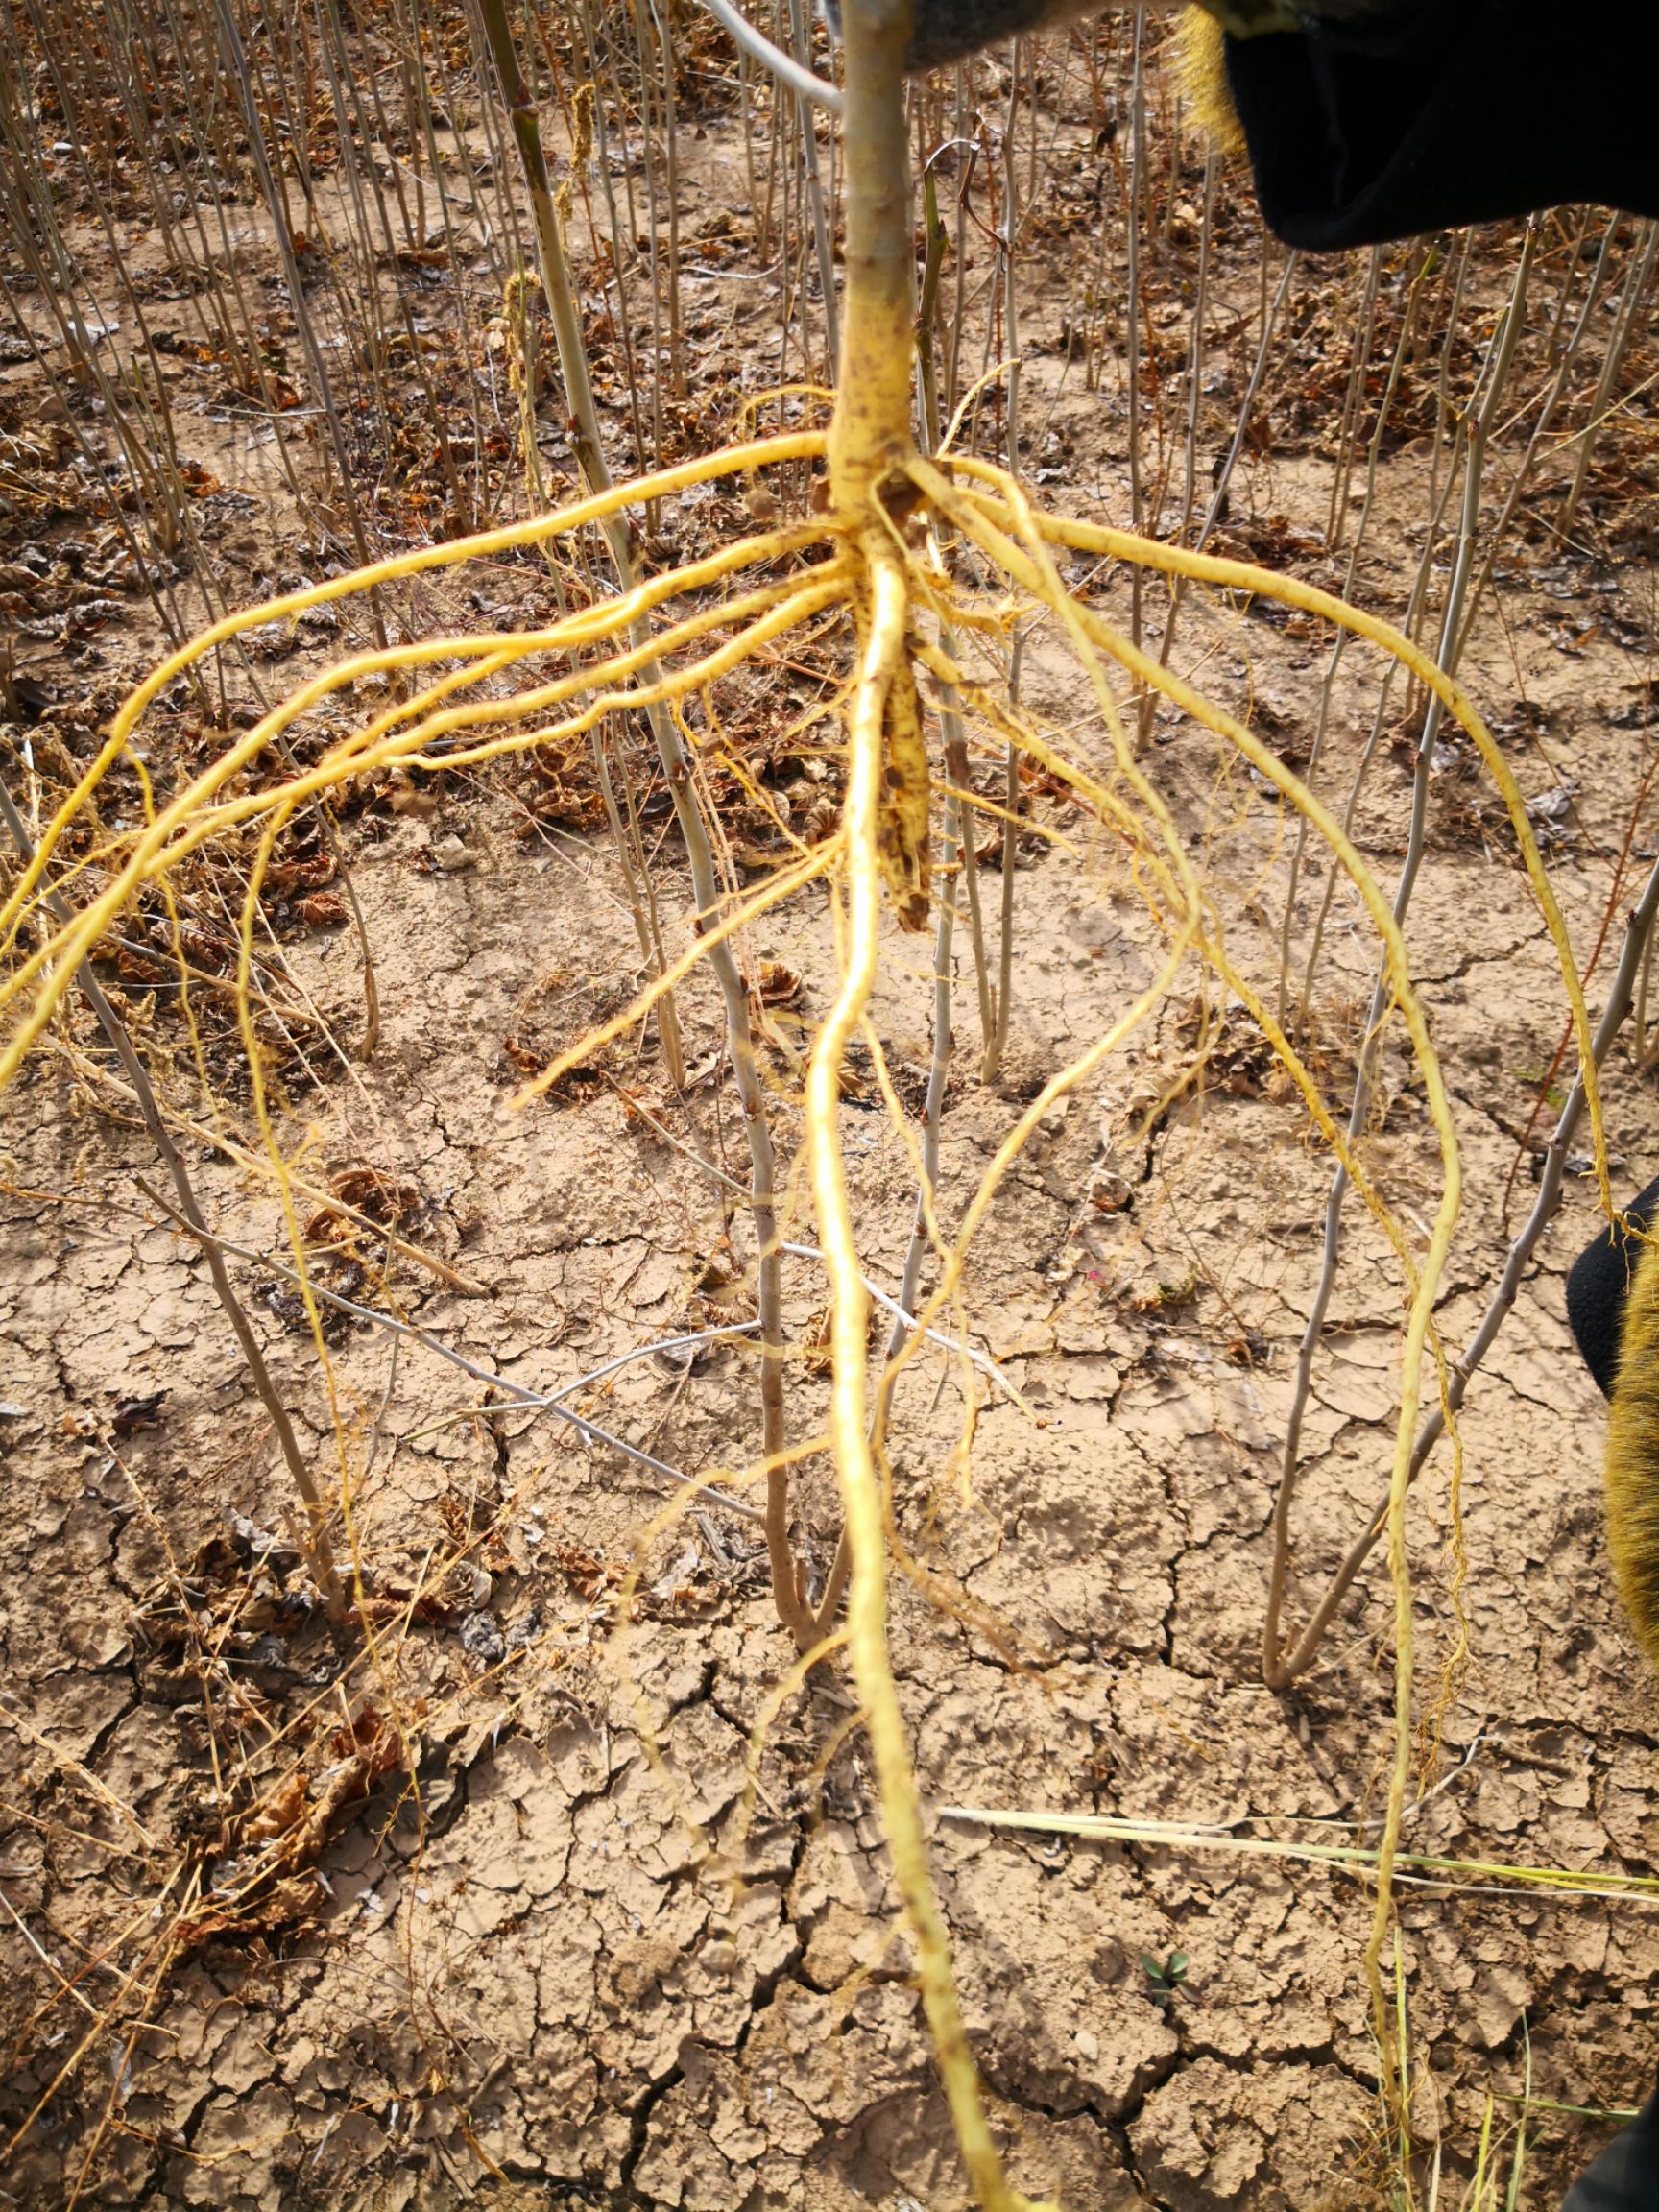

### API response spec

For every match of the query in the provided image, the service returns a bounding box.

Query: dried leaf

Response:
[111,1390,167,1436]
[757,959,803,1007]
[185,1872,324,1942]
[305,1165,422,1246]
[264,850,336,893]
[242,1772,308,1846]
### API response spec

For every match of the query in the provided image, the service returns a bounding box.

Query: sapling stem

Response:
[210,0,383,635]
[591,726,689,1091]
[1194,251,1297,555]
[1324,248,1382,553]
[786,0,841,374]
[1559,219,1659,539]
[477,0,810,1647]
[944,729,998,1062]
[1271,848,1659,1680]
[132,1176,769,1523]
[983,730,1019,1073]
[0,772,346,1621]
[1263,237,1535,1689]
[696,0,843,110]
[1124,15,1145,659]
[1276,246,1428,1036]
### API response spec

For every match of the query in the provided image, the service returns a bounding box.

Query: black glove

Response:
[886,0,1659,249]
[1561,2084,1659,2212]
[1568,1175,1659,1401]
[1224,0,1659,248]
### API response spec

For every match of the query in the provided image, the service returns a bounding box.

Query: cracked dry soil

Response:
[5,90,1659,2212]
[8,570,1659,2211]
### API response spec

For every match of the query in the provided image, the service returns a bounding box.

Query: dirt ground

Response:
[5,18,1659,2210]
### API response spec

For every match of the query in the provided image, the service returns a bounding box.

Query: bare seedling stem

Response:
[1264,235,1535,1690]
[0,773,345,1619]
[1274,849,1659,1671]
[477,0,810,1647]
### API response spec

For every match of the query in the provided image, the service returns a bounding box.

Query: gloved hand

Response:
[1559,2080,1659,2212]
[881,0,1659,251]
